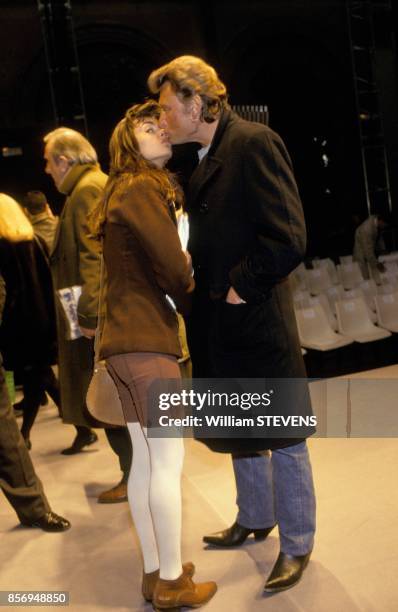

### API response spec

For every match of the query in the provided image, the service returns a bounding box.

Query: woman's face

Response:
[134,118,172,168]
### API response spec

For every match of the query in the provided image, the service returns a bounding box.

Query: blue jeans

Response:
[233,441,316,556]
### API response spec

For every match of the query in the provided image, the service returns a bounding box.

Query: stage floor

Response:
[1,366,398,611]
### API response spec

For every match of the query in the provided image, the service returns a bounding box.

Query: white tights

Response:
[126,422,185,580]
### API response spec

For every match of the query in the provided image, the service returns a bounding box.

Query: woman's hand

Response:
[79,325,96,339]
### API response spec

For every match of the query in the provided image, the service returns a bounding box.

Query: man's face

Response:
[44,142,71,188]
[158,82,198,144]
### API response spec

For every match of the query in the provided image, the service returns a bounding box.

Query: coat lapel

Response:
[188,109,233,205]
[189,154,222,204]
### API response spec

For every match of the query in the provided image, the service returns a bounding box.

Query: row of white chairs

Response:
[294,281,386,321]
[294,291,398,351]
[291,258,398,295]
[379,251,398,263]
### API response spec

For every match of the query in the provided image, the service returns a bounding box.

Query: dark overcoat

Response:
[185,109,313,452]
[0,237,57,371]
[50,163,107,427]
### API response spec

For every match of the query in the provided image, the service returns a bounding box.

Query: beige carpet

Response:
[1,366,398,611]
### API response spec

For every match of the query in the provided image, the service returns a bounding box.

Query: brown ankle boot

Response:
[142,562,195,602]
[153,571,217,610]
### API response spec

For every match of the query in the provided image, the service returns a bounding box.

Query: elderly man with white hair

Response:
[43,128,132,503]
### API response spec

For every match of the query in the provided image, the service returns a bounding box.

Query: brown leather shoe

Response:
[97,482,128,504]
[153,571,217,610]
[142,562,195,602]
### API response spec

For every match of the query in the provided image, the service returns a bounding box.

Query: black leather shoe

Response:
[264,551,311,593]
[61,431,98,455]
[203,521,275,547]
[13,398,26,411]
[21,512,71,533]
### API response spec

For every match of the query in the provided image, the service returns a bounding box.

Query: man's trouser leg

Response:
[0,363,50,523]
[104,427,133,484]
[233,453,276,529]
[272,441,316,555]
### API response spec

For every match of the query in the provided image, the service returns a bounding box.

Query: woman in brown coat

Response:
[94,101,216,611]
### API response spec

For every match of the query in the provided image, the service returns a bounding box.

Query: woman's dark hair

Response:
[91,100,181,238]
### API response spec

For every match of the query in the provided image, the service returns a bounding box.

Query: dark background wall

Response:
[1,0,397,259]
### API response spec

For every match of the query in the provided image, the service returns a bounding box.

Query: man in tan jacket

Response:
[24,190,58,252]
[43,128,132,502]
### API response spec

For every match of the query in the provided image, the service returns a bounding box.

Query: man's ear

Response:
[190,94,203,121]
[58,155,69,166]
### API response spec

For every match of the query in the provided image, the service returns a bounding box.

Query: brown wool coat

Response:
[100,174,194,360]
[50,163,107,427]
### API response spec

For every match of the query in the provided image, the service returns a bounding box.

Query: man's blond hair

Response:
[43,127,97,165]
[148,55,229,123]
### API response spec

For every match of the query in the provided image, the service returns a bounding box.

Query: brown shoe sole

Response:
[153,584,217,610]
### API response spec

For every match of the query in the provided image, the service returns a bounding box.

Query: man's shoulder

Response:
[224,113,282,150]
[77,166,108,190]
[72,166,108,196]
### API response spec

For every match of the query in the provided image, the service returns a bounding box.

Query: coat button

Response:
[199,202,209,213]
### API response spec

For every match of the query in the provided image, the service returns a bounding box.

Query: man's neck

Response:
[195,118,220,147]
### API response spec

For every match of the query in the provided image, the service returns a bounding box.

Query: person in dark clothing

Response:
[43,129,132,501]
[0,193,59,449]
[0,274,70,532]
[149,56,316,595]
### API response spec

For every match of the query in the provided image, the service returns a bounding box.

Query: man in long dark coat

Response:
[43,128,132,502]
[148,56,316,594]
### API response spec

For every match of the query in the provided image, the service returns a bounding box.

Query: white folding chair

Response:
[339,255,353,265]
[313,258,338,285]
[308,294,338,331]
[360,279,377,311]
[379,252,398,263]
[290,263,308,291]
[326,284,345,314]
[306,267,333,295]
[295,304,353,351]
[383,261,398,274]
[337,262,364,290]
[293,290,311,309]
[377,279,398,294]
[375,292,398,333]
[378,271,398,286]
[336,296,391,343]
[343,288,377,322]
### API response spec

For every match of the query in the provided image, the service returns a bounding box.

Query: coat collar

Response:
[207,107,234,156]
[30,211,50,225]
[51,163,98,256]
[58,163,98,195]
[189,108,234,203]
